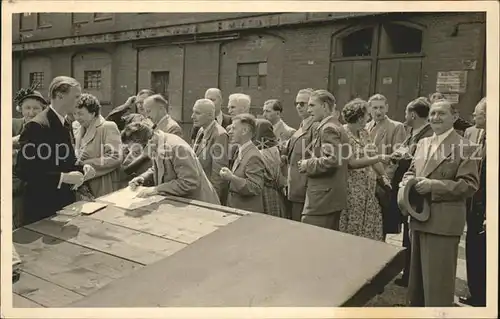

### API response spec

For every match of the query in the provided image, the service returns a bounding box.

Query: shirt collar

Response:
[200,120,216,135]
[432,127,455,143]
[273,119,283,130]
[49,105,66,125]
[318,115,334,128]
[216,112,223,125]
[411,123,428,137]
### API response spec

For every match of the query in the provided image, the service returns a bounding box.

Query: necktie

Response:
[193,129,204,153]
[64,120,76,145]
[231,148,240,172]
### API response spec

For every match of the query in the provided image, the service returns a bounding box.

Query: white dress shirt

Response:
[216,112,223,125]
[49,106,68,189]
[427,127,455,160]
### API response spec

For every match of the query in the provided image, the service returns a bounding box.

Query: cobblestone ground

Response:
[366,230,469,307]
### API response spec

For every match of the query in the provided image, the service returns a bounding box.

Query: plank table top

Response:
[12,193,405,308]
[12,195,244,308]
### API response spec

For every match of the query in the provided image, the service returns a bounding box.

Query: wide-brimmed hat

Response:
[397,178,431,222]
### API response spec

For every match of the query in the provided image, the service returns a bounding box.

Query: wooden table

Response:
[12,196,243,308]
[12,194,405,308]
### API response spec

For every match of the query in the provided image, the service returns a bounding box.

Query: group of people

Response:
[12,76,486,308]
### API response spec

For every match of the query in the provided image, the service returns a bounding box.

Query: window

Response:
[151,71,170,99]
[340,28,374,57]
[29,72,44,88]
[93,13,113,21]
[72,13,92,24]
[236,62,267,88]
[84,70,102,89]
[37,13,52,28]
[20,12,35,30]
[380,23,423,54]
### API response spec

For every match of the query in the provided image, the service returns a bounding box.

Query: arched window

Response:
[339,27,375,57]
[379,23,423,55]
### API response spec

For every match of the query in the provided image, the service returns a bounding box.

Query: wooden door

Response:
[329,60,372,114]
[375,58,422,122]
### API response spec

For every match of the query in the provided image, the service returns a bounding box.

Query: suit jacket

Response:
[401,130,480,236]
[190,113,232,142]
[193,121,229,203]
[140,132,220,205]
[74,115,123,198]
[284,117,318,203]
[366,116,407,180]
[302,116,350,215]
[16,107,83,225]
[273,119,296,144]
[464,126,485,144]
[156,115,183,138]
[227,141,265,213]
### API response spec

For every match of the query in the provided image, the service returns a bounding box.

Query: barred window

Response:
[84,70,102,89]
[29,72,44,89]
[236,62,267,88]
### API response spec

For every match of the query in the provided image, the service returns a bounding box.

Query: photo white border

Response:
[1,1,498,318]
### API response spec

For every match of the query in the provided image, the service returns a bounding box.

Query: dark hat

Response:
[397,178,431,222]
[14,86,48,107]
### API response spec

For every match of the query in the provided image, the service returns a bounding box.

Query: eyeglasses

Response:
[296,102,307,107]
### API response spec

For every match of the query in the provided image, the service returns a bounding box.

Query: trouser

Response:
[465,225,486,305]
[301,211,341,231]
[401,218,411,283]
[290,201,304,222]
[407,230,460,307]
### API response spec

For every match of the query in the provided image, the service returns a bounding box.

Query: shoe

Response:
[459,297,484,307]
[394,277,408,287]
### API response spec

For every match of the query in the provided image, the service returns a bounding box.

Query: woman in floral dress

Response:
[339,98,392,241]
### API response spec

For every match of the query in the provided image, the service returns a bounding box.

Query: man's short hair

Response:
[137,89,155,97]
[205,88,222,100]
[297,88,314,95]
[310,89,336,111]
[407,97,430,119]
[476,97,486,111]
[121,121,154,144]
[264,99,283,113]
[431,99,458,114]
[195,98,215,116]
[48,76,80,99]
[368,93,387,104]
[149,94,169,110]
[233,113,257,136]
[228,93,251,111]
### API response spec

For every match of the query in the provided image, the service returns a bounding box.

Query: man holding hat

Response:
[399,99,480,306]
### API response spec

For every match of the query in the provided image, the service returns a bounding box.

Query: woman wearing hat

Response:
[12,85,48,228]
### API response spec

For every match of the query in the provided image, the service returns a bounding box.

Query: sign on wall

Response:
[436,71,468,93]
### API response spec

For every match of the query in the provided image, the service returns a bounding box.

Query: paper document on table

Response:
[98,186,165,210]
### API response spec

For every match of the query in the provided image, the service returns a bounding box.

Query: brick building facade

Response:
[12,12,486,134]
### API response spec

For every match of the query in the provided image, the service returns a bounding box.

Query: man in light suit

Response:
[142,94,183,138]
[226,93,252,167]
[190,88,232,143]
[283,88,318,221]
[366,93,407,236]
[390,97,434,287]
[298,89,350,230]
[461,97,487,307]
[262,99,296,146]
[220,113,265,213]
[126,122,220,205]
[191,98,230,204]
[400,99,480,307]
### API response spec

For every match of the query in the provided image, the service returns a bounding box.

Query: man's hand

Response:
[129,176,145,190]
[125,96,136,107]
[414,177,433,194]
[219,167,234,181]
[62,171,84,186]
[136,186,158,198]
[83,164,96,181]
[297,159,308,173]
[377,154,392,165]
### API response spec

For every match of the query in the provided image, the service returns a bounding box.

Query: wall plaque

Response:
[436,71,467,93]
[338,78,347,85]
[382,77,392,85]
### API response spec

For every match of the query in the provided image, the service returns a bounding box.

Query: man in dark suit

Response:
[460,97,487,307]
[298,89,350,230]
[16,76,96,225]
[400,100,480,306]
[190,88,231,142]
[390,97,434,287]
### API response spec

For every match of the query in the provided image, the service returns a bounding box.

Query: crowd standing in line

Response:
[12,75,486,307]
